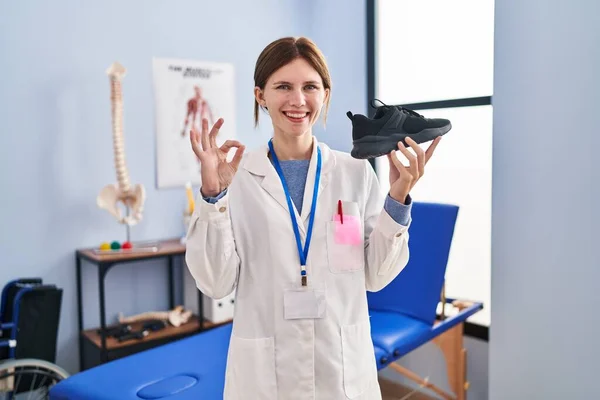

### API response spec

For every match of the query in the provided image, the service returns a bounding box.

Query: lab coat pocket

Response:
[224,334,277,399]
[341,321,378,399]
[327,202,364,273]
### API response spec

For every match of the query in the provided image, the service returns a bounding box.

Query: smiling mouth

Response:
[283,111,310,123]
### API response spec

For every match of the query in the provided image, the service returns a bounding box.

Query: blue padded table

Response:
[50,323,233,400]
[371,300,482,363]
[368,201,484,400]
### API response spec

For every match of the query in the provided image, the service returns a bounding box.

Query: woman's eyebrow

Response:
[272,80,320,85]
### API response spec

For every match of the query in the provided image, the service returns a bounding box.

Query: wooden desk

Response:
[75,238,206,371]
[77,238,186,264]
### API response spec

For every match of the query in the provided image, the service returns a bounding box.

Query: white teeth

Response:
[285,112,308,119]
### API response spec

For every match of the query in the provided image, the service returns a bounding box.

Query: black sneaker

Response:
[347,99,451,159]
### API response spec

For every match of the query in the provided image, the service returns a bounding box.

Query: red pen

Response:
[338,200,344,224]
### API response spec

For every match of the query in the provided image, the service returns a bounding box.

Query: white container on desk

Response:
[182,263,235,324]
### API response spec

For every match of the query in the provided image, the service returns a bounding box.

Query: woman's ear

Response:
[254,87,266,108]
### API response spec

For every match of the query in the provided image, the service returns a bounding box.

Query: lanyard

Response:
[268,139,322,286]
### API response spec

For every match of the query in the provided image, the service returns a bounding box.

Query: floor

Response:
[379,377,437,400]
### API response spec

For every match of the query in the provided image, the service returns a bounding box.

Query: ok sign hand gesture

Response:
[190,118,245,197]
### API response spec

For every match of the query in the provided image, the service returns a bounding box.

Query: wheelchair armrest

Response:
[0,322,14,330]
[0,339,16,348]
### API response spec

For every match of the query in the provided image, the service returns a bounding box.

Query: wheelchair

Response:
[0,278,69,399]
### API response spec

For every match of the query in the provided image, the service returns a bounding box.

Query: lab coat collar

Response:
[242,136,336,232]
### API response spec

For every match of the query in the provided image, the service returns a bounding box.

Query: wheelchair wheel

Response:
[0,358,69,399]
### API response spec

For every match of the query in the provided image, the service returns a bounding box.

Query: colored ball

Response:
[122,241,132,249]
[100,242,110,250]
[110,241,121,250]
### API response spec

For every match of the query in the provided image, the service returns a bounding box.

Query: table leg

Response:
[76,255,83,371]
[197,286,204,331]
[98,264,109,363]
[168,256,175,309]
[433,322,467,400]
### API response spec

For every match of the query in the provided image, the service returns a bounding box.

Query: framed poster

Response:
[152,57,236,189]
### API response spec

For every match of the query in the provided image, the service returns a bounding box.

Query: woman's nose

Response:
[289,89,306,107]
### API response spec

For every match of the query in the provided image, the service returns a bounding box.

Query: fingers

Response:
[230,144,246,170]
[405,137,426,177]
[209,118,224,148]
[220,139,244,154]
[424,136,442,164]
[388,149,405,174]
[201,118,210,151]
[220,139,246,170]
[396,141,419,179]
[189,127,202,157]
[386,152,394,168]
[389,137,440,190]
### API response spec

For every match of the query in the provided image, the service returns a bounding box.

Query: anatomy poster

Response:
[152,57,236,189]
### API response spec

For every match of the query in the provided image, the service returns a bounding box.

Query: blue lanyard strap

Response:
[268,139,322,273]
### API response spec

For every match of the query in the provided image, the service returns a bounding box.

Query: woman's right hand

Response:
[190,118,245,197]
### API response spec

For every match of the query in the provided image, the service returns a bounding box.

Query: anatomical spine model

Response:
[97,62,146,226]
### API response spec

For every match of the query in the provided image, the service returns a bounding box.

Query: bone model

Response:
[97,62,146,226]
[118,306,193,328]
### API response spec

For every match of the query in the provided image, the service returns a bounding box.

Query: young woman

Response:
[185,37,440,400]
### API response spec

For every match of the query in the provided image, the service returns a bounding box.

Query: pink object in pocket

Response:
[333,214,362,245]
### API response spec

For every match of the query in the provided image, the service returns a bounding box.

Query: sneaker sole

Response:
[350,125,451,159]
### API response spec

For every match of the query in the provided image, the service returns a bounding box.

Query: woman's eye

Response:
[277,85,290,90]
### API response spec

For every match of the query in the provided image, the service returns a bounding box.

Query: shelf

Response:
[81,315,231,351]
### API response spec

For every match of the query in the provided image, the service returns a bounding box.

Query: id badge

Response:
[283,287,327,320]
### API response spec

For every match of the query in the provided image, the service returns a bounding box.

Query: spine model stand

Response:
[97,62,146,228]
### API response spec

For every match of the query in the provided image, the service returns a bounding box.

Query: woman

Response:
[185,37,440,400]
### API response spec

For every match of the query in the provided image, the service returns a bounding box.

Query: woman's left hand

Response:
[387,136,442,204]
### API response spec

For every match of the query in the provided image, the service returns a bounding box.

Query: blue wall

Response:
[0,0,341,374]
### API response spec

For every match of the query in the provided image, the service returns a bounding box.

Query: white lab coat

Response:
[185,137,411,400]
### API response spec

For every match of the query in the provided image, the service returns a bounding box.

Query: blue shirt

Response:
[203,160,411,226]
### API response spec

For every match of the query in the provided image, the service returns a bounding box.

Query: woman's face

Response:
[256,58,329,139]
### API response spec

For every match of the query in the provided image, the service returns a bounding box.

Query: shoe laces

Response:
[370,98,425,119]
